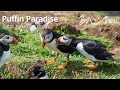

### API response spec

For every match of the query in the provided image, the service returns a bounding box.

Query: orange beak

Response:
[44,60,47,64]
[12,37,18,45]
[41,39,45,49]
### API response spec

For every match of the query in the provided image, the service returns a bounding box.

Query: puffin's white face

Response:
[57,36,72,46]
[41,29,53,49]
[30,25,37,33]
[0,35,14,45]
[44,32,53,43]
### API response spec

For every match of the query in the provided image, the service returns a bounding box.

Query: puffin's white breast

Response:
[30,25,38,33]
[0,49,10,67]
[46,39,63,54]
[39,74,48,79]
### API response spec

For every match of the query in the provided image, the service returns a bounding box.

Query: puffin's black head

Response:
[31,22,37,27]
[35,60,46,67]
[40,21,45,26]
[34,60,47,70]
[31,22,35,25]
[41,29,53,49]
[57,36,72,46]
[32,60,47,78]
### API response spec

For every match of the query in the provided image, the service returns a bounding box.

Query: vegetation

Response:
[0,25,120,79]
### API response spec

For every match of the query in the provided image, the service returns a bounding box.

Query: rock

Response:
[87,23,120,45]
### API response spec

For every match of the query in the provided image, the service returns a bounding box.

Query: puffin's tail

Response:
[106,53,116,62]
[110,57,116,61]
[104,52,116,62]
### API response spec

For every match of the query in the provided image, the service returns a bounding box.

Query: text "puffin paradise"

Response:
[2,15,59,23]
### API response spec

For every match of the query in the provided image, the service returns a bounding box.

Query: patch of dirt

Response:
[111,47,120,57]
[87,23,120,46]
[86,23,120,57]
[46,22,81,34]
[4,60,27,78]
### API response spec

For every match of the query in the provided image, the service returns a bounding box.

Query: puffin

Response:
[57,35,116,69]
[30,22,38,33]
[29,21,46,33]
[0,34,18,67]
[41,29,76,68]
[29,60,48,79]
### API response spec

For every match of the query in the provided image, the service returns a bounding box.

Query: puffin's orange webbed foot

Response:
[47,59,56,64]
[87,65,97,69]
[82,60,93,63]
[45,53,59,64]
[58,64,67,68]
[58,57,69,69]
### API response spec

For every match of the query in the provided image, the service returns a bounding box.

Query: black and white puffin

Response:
[30,22,38,33]
[57,36,116,69]
[29,21,46,33]
[0,34,18,67]
[29,60,48,79]
[41,29,76,68]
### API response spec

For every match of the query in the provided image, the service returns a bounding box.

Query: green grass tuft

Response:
[0,25,119,79]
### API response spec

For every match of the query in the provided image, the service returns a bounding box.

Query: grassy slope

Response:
[0,27,120,79]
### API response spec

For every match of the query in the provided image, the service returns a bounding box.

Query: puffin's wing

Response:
[83,40,106,55]
[57,45,76,54]
[0,46,3,57]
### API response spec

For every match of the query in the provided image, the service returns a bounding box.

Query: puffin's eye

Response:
[46,35,49,39]
[7,36,9,39]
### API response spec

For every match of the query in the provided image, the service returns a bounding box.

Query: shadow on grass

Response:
[64,60,120,76]
[63,60,86,76]
[93,62,120,75]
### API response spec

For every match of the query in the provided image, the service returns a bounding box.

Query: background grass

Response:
[0,25,120,79]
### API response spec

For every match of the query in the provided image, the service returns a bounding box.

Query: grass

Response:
[0,25,120,79]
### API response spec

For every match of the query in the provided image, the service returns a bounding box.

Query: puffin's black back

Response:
[49,30,62,43]
[71,37,96,47]
[57,45,76,54]
[70,37,115,60]
[52,31,62,39]
[0,46,3,57]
